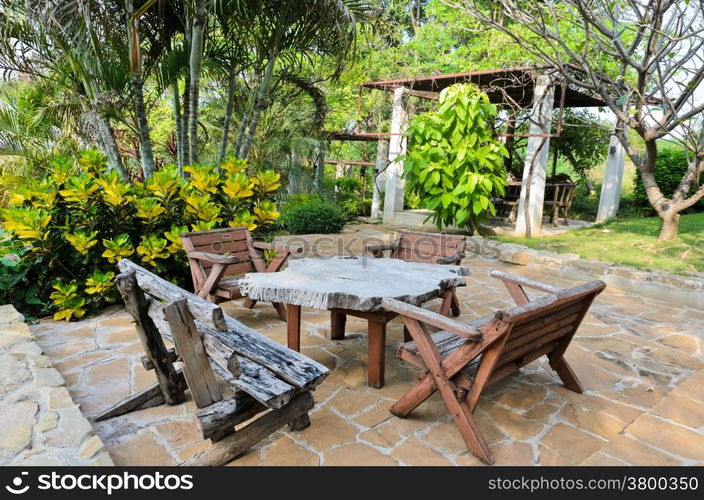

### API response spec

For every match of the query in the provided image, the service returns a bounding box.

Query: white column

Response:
[596,129,626,222]
[515,75,555,236]
[383,87,408,223]
[371,139,389,219]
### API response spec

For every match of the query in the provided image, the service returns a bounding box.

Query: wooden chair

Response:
[365,229,467,318]
[95,259,328,466]
[544,183,577,226]
[180,226,302,321]
[497,182,522,223]
[381,271,605,464]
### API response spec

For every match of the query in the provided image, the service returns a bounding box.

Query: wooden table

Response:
[239,256,468,388]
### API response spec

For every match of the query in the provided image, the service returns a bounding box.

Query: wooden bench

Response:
[94,259,329,466]
[180,226,302,321]
[365,229,467,318]
[382,271,605,464]
[544,182,577,226]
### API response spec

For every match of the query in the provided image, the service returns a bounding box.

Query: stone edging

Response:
[465,236,704,311]
[0,304,114,466]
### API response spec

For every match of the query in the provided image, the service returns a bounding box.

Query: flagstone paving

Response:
[30,225,704,466]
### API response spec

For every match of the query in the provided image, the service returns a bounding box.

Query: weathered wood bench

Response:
[94,259,329,466]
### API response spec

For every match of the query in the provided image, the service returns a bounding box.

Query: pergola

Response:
[330,65,626,235]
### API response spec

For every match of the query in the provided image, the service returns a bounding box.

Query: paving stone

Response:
[90,451,115,466]
[36,412,59,432]
[0,304,24,324]
[79,435,106,459]
[661,335,699,355]
[297,408,358,452]
[227,448,262,466]
[154,420,202,449]
[42,406,94,448]
[34,368,65,388]
[261,435,319,466]
[48,387,74,410]
[423,421,475,456]
[484,403,544,440]
[324,443,397,466]
[176,441,211,462]
[581,452,628,466]
[108,431,177,466]
[626,414,704,461]
[358,422,402,448]
[493,384,548,410]
[0,402,38,460]
[328,389,380,415]
[597,435,681,466]
[650,393,704,428]
[391,437,453,466]
[0,353,31,396]
[559,405,627,440]
[42,339,98,361]
[540,424,605,465]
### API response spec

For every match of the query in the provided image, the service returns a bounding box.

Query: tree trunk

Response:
[239,32,282,159]
[132,73,155,178]
[182,74,191,169]
[125,0,154,179]
[97,114,128,180]
[658,211,680,241]
[233,69,260,158]
[173,80,184,172]
[188,0,207,165]
[218,68,237,163]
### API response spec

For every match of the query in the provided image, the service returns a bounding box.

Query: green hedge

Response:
[280,198,346,234]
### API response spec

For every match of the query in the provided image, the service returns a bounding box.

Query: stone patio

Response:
[29,225,704,466]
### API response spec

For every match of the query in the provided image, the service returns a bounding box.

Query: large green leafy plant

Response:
[1,150,281,320]
[401,83,508,233]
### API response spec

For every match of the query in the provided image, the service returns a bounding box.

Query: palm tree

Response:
[0,0,130,179]
[232,0,370,159]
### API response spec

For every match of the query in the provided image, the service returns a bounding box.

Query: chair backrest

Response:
[504,183,522,201]
[482,279,605,385]
[181,226,255,279]
[545,183,576,205]
[391,230,467,264]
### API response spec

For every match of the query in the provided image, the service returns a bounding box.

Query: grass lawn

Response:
[493,212,704,275]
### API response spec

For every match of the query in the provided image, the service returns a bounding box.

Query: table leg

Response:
[287,304,301,352]
[331,310,346,340]
[367,320,386,388]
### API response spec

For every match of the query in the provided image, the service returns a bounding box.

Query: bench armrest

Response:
[436,252,466,265]
[490,270,560,294]
[252,241,303,254]
[382,298,482,341]
[186,251,241,265]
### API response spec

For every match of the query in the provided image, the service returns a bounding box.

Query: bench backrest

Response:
[392,230,467,264]
[181,226,255,279]
[545,183,576,205]
[483,280,605,385]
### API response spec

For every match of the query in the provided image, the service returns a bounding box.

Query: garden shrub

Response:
[633,147,704,210]
[279,198,346,234]
[334,177,371,218]
[1,150,281,320]
[400,83,508,233]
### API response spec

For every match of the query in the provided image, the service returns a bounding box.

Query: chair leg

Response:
[403,326,412,343]
[390,373,437,418]
[450,289,461,317]
[449,398,494,464]
[243,298,257,309]
[553,358,583,394]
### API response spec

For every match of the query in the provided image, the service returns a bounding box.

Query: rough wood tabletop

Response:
[239,256,469,311]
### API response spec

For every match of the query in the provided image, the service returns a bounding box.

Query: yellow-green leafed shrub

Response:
[1,149,281,320]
